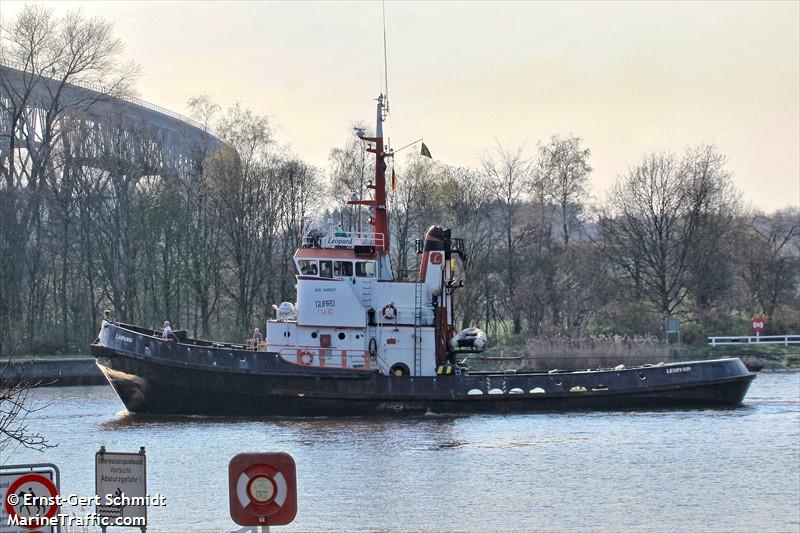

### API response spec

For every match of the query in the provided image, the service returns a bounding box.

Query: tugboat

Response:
[91,95,755,416]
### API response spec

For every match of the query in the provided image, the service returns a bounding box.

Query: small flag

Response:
[420,142,432,159]
[391,168,397,192]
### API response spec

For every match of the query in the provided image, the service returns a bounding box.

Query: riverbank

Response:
[0,355,104,385]
[674,344,800,371]
[470,337,799,372]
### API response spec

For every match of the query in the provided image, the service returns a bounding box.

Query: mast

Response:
[349,94,390,254]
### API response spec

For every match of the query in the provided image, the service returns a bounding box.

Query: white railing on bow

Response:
[708,335,800,347]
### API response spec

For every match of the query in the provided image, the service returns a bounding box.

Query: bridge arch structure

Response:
[0,60,223,181]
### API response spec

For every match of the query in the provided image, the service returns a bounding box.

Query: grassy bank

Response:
[673,344,800,370]
[468,337,799,371]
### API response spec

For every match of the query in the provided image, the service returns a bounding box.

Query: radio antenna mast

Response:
[382,0,390,116]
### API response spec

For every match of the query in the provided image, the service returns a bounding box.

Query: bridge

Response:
[0,59,223,177]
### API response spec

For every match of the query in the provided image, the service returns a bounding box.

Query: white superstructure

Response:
[265,95,482,376]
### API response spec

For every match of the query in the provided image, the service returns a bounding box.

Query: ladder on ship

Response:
[362,279,376,369]
[413,282,422,375]
[360,278,373,307]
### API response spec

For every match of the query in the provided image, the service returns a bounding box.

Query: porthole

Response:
[639,372,646,381]
[355,334,361,339]
[555,379,563,386]
[311,332,318,339]
[338,332,346,340]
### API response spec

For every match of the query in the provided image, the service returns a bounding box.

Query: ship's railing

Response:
[708,334,800,347]
[245,337,267,351]
[302,230,385,249]
[278,347,373,370]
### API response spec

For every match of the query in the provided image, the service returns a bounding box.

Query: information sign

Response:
[95,447,146,530]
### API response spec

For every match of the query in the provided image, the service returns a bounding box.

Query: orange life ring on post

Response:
[299,351,314,366]
[381,303,398,320]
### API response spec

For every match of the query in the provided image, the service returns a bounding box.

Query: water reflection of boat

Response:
[91,95,755,416]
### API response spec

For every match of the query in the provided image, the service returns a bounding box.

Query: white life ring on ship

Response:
[299,351,313,366]
[381,303,398,320]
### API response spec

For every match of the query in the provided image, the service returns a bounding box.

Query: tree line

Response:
[0,6,797,356]
[376,142,798,344]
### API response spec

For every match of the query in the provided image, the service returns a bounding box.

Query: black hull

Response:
[92,322,755,417]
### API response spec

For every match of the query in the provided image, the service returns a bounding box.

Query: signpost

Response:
[95,447,147,532]
[751,316,765,338]
[665,316,681,345]
[229,453,297,532]
[1,463,60,533]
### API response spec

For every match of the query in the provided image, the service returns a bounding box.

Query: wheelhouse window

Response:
[355,261,376,277]
[334,261,353,277]
[298,259,318,276]
[319,260,333,278]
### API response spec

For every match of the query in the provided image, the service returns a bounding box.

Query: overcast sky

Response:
[3,1,798,212]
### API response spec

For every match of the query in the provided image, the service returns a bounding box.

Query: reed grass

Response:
[518,335,673,371]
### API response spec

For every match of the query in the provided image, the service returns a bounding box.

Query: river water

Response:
[2,372,798,532]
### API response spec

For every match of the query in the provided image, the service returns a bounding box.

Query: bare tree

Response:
[480,143,533,335]
[327,127,373,231]
[185,95,223,336]
[389,154,439,279]
[528,135,593,332]
[437,166,495,330]
[536,135,592,247]
[0,5,137,352]
[740,208,800,321]
[599,145,738,317]
[268,156,318,320]
[208,104,278,335]
[0,375,55,453]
